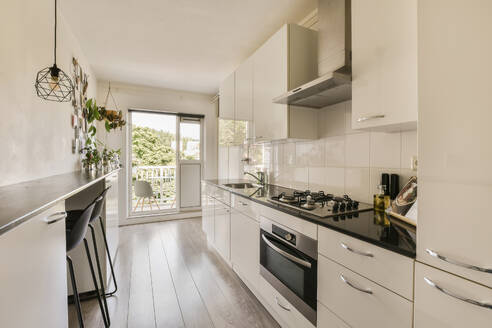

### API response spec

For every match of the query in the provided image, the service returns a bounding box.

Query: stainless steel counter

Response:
[0,169,121,235]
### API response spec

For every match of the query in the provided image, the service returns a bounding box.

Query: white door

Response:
[178,116,203,209]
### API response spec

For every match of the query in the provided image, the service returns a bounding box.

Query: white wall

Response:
[95,81,218,219]
[0,0,96,186]
[238,101,418,203]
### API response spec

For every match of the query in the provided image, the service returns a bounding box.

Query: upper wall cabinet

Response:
[235,56,254,121]
[253,24,318,141]
[219,71,235,119]
[351,0,417,131]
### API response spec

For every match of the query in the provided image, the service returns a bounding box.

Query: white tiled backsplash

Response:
[219,101,417,203]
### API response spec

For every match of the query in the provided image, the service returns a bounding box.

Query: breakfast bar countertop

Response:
[0,169,120,236]
[204,179,416,258]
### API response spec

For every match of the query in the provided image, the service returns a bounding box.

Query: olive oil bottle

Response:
[374,185,390,211]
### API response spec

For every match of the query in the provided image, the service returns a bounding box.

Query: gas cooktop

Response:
[268,190,373,218]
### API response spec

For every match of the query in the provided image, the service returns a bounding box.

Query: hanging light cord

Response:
[54,0,57,64]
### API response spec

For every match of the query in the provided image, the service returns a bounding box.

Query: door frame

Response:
[126,108,204,219]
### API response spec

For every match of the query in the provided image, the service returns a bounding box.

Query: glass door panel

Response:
[130,111,177,215]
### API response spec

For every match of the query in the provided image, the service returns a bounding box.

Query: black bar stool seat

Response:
[66,201,109,327]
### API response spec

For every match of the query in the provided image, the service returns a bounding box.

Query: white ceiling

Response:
[62,0,316,95]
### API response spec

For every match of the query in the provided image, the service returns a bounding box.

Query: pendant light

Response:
[35,0,73,102]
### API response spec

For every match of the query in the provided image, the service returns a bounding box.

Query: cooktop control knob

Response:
[332,203,339,212]
[285,233,293,241]
[339,202,346,212]
[346,201,353,210]
[353,201,359,209]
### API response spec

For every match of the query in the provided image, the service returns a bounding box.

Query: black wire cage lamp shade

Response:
[35,0,73,102]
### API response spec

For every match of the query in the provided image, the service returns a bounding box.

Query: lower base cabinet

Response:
[0,202,68,327]
[230,209,260,290]
[214,200,231,261]
[201,195,215,243]
[317,255,413,328]
[414,262,492,328]
[258,276,315,328]
[317,301,350,328]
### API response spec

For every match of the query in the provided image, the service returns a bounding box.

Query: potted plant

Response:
[81,146,101,172]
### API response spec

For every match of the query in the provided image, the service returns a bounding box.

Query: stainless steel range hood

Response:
[274,0,351,109]
[272,66,351,108]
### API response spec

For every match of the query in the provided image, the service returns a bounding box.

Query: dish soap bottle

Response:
[374,185,390,211]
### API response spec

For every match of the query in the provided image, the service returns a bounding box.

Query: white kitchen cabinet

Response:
[317,254,413,328]
[234,56,253,121]
[414,262,492,328]
[0,202,68,328]
[417,0,492,288]
[105,172,119,270]
[201,192,215,243]
[219,71,235,119]
[318,225,414,300]
[230,208,260,291]
[252,24,318,141]
[317,301,350,328]
[214,199,231,262]
[351,0,417,131]
[258,276,315,328]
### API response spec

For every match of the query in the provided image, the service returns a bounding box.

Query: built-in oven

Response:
[259,216,317,325]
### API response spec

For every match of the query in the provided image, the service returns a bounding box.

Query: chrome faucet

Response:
[244,171,266,185]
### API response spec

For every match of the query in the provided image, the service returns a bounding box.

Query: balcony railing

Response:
[132,165,176,209]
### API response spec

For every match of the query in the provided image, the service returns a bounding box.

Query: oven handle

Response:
[261,234,312,269]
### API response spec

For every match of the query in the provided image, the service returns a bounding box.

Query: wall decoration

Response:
[71,55,90,158]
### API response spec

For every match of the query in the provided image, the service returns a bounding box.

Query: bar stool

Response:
[66,202,108,328]
[90,187,118,298]
[70,187,115,326]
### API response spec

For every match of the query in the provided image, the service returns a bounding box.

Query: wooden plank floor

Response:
[68,218,280,328]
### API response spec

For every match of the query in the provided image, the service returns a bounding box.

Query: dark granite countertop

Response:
[204,179,416,258]
[0,169,120,235]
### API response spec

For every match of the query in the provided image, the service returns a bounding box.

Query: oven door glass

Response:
[260,229,317,310]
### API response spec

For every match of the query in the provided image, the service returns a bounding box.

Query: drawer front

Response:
[260,205,317,240]
[213,187,230,206]
[318,225,414,300]
[258,276,315,328]
[414,262,492,328]
[0,201,67,328]
[318,255,413,328]
[231,194,260,221]
[317,301,350,328]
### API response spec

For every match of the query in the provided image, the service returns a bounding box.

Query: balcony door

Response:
[128,110,203,217]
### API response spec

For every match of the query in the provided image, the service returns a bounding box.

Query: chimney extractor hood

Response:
[272,66,351,109]
[274,0,352,109]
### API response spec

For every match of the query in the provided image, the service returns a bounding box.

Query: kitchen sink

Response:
[223,183,258,189]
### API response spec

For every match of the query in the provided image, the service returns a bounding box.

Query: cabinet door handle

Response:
[426,249,492,274]
[340,274,373,294]
[239,201,248,206]
[357,114,385,122]
[275,296,291,311]
[341,242,374,257]
[424,277,492,310]
[44,211,67,224]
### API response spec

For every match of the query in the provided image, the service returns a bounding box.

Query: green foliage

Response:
[132,126,176,166]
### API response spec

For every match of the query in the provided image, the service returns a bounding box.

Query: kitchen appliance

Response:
[268,190,372,218]
[273,0,352,108]
[260,217,318,325]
